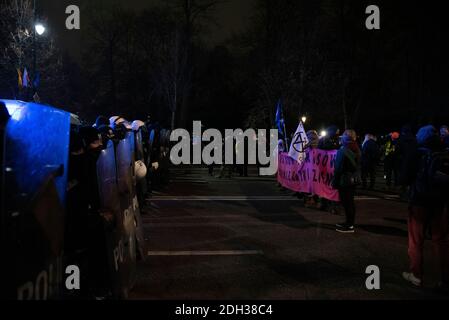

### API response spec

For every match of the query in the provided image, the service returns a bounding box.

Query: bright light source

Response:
[320,130,327,137]
[301,116,307,123]
[35,24,46,36]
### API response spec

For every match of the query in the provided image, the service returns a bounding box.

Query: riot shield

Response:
[117,132,146,260]
[114,133,140,294]
[1,100,70,300]
[96,140,127,298]
[149,129,155,153]
[134,130,148,213]
[135,130,144,162]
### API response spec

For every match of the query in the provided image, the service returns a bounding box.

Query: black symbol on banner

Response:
[292,132,307,153]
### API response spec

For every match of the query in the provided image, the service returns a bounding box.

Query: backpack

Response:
[414,148,449,199]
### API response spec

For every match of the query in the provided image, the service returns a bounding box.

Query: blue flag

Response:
[275,99,285,138]
[275,99,289,146]
[22,68,30,88]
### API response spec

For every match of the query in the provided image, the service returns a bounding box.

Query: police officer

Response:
[79,126,113,299]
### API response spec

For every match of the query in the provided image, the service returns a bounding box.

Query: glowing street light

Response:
[301,116,307,123]
[35,24,46,36]
[320,130,327,137]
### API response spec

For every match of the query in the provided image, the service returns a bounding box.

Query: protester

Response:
[219,137,233,179]
[318,125,340,150]
[332,130,361,233]
[384,132,400,188]
[402,125,449,292]
[236,133,249,177]
[361,133,380,190]
[306,130,320,149]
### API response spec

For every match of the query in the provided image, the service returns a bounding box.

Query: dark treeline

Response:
[1,0,448,134]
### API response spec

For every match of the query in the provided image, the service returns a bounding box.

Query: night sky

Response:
[39,0,254,59]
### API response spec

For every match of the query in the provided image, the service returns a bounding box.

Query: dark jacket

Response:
[333,142,361,189]
[407,128,445,206]
[361,139,379,169]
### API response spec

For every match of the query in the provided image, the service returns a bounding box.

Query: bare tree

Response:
[0,0,67,104]
[167,0,225,128]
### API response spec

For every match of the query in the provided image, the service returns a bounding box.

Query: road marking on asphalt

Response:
[355,197,381,201]
[147,250,264,257]
[148,196,382,201]
[149,196,301,201]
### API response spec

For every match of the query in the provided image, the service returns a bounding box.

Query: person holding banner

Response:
[332,130,361,234]
[304,130,320,208]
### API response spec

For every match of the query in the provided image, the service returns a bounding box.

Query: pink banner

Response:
[277,150,340,202]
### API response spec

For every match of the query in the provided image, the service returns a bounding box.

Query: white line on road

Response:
[147,196,381,201]
[147,250,264,257]
[149,197,299,201]
[355,197,382,201]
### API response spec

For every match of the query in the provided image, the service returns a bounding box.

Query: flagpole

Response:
[282,105,288,148]
[283,122,288,148]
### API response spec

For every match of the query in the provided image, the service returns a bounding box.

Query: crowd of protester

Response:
[293,123,449,293]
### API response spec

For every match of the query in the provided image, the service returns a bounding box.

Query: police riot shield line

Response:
[96,140,128,298]
[117,132,146,264]
[128,132,146,260]
[133,132,147,261]
[1,100,70,300]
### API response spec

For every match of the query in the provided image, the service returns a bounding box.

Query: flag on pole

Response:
[288,121,309,163]
[275,100,284,136]
[275,99,289,147]
[22,68,31,88]
[17,69,23,89]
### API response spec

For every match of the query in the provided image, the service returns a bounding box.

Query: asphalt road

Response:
[130,167,448,300]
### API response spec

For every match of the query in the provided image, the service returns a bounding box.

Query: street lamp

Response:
[32,22,45,101]
[301,116,307,124]
[35,23,46,36]
[320,130,327,137]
